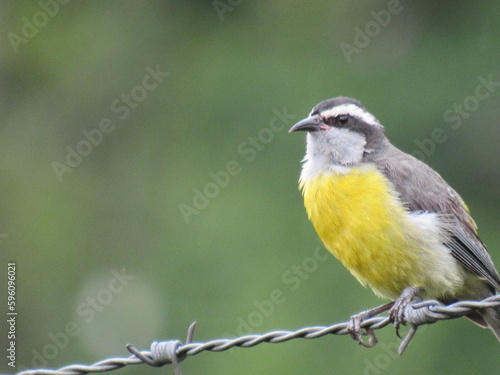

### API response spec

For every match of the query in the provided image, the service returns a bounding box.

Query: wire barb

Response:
[126,322,197,375]
[13,296,500,375]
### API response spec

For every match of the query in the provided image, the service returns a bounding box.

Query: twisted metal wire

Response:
[14,295,500,375]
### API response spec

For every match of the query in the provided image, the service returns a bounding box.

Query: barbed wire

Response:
[13,295,500,375]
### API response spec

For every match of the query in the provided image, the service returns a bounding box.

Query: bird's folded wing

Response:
[372,145,500,291]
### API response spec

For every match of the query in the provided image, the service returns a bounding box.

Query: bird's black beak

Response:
[288,116,325,133]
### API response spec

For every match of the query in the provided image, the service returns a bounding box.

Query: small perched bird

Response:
[289,96,500,346]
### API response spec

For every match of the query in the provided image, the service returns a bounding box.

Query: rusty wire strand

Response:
[13,295,500,375]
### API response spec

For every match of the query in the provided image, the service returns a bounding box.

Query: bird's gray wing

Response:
[369,142,500,291]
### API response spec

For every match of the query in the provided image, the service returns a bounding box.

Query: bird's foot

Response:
[347,302,394,347]
[389,286,423,338]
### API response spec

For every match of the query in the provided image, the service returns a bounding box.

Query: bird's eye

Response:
[337,115,349,125]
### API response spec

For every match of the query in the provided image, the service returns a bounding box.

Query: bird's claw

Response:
[347,313,378,348]
[346,302,394,347]
[389,286,423,338]
[345,288,423,353]
[347,313,378,347]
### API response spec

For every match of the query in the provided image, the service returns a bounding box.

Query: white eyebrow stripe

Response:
[319,104,380,126]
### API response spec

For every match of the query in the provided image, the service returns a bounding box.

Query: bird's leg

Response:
[347,301,394,347]
[389,286,423,338]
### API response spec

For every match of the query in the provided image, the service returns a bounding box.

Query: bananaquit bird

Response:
[289,96,500,345]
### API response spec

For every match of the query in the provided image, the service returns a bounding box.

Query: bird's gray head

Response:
[289,97,385,167]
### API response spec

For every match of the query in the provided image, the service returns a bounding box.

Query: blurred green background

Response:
[1,1,499,374]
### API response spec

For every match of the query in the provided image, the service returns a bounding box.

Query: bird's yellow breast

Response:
[300,166,433,299]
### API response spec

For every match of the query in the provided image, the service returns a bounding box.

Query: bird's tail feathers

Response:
[480,306,500,342]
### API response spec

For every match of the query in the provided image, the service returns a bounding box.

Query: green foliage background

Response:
[1,1,499,374]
